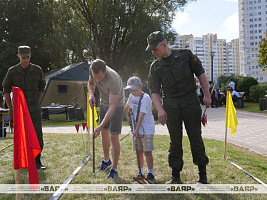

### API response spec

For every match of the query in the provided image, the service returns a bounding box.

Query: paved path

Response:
[43,105,267,156]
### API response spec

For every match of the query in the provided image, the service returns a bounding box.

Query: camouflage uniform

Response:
[2,63,46,149]
[148,49,209,172]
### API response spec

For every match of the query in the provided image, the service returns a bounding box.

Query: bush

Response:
[250,84,267,103]
[220,83,227,92]
[217,75,231,88]
[237,76,258,101]
[229,75,243,91]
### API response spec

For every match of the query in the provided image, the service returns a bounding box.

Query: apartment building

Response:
[239,0,267,83]
[173,33,193,48]
[184,33,237,83]
[227,39,240,76]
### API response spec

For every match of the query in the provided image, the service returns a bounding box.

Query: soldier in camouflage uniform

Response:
[2,46,46,170]
[147,31,211,184]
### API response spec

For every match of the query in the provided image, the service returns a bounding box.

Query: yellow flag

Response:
[225,91,238,136]
[87,93,98,128]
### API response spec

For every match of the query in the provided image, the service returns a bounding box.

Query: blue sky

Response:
[172,0,239,42]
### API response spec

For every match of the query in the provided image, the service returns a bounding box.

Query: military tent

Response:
[41,62,90,110]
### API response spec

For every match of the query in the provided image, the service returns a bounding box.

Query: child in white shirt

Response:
[125,76,155,182]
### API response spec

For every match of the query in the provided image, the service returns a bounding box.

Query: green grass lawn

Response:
[236,102,267,114]
[0,133,266,200]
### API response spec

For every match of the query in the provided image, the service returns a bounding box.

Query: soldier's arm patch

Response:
[194,56,202,66]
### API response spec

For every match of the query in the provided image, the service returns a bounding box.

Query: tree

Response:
[0,0,194,88]
[230,75,243,91]
[217,75,231,88]
[250,84,267,103]
[0,0,92,87]
[0,0,54,86]
[43,1,92,69]
[258,32,267,71]
[238,76,258,101]
[66,0,194,81]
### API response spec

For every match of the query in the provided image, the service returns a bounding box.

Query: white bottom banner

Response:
[0,184,266,194]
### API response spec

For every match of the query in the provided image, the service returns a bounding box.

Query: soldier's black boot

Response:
[35,154,46,170]
[197,165,207,184]
[165,168,182,184]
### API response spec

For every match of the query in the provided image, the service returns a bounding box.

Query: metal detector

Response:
[129,108,153,184]
[201,86,215,126]
[92,105,96,183]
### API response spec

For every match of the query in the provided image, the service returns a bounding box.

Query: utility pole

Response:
[210,51,215,83]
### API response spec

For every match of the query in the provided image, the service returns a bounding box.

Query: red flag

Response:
[75,124,80,133]
[13,86,41,184]
[82,122,87,131]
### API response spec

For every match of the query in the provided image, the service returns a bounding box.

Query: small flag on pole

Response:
[87,93,98,129]
[13,86,41,184]
[225,91,238,136]
[75,124,80,133]
[82,123,87,131]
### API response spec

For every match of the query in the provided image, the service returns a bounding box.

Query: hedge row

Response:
[249,84,267,103]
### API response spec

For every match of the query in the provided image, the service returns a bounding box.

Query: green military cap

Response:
[145,31,165,51]
[18,45,31,57]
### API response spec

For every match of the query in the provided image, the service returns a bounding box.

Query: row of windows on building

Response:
[250,54,259,57]
[218,66,239,68]
[252,48,259,51]
[228,47,238,53]
[250,41,260,45]
[249,11,267,17]
[249,30,264,34]
[249,6,266,10]
[249,0,267,4]
[249,13,267,18]
[247,59,261,63]
[201,43,227,46]
[249,24,263,27]
[251,22,267,26]
[252,71,264,75]
[251,65,264,69]
[249,36,264,40]
[249,12,267,16]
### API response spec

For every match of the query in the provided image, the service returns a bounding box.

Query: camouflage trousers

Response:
[164,103,209,171]
[29,109,44,150]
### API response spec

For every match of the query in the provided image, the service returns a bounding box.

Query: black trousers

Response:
[30,109,43,150]
[164,103,209,171]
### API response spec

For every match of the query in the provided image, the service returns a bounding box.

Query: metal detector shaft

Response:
[130,109,144,178]
[129,109,142,175]
[201,107,207,120]
[129,108,153,184]
[92,105,95,181]
[120,131,131,141]
[201,86,214,122]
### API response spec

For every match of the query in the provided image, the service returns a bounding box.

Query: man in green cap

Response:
[147,31,211,184]
[2,45,46,170]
